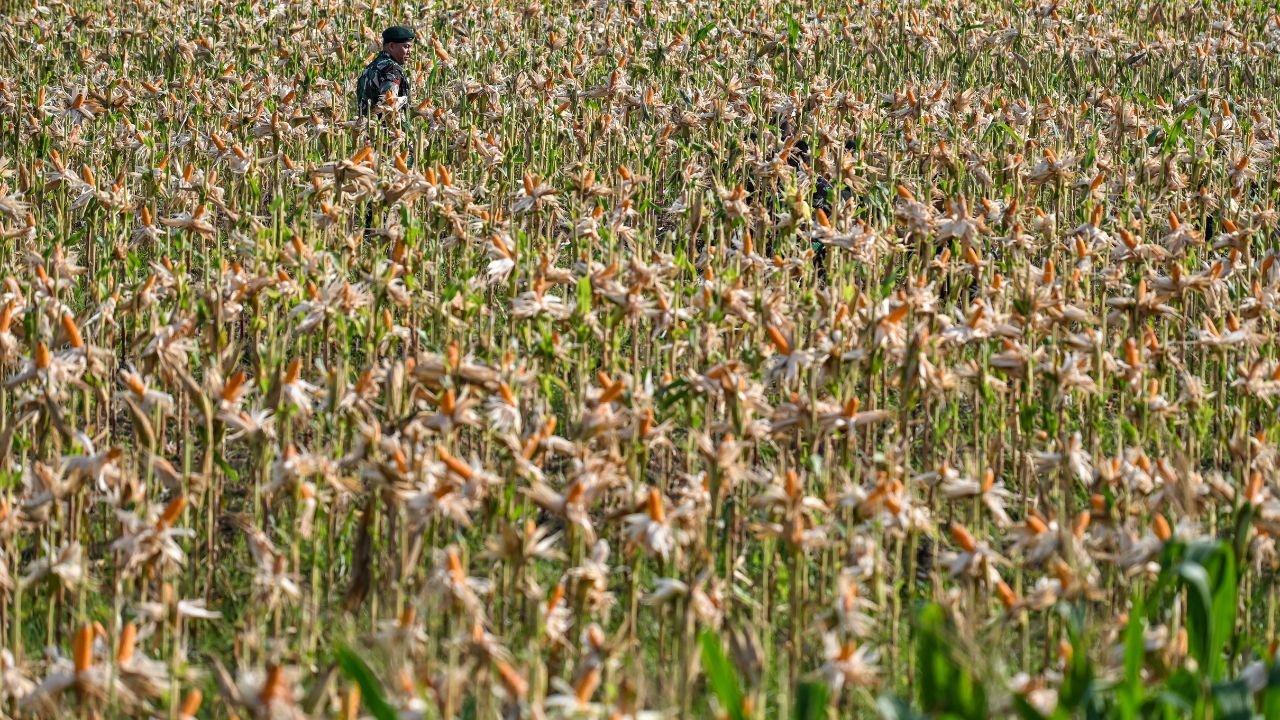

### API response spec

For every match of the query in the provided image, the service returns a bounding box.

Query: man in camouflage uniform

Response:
[358,25,415,121]
[359,25,415,232]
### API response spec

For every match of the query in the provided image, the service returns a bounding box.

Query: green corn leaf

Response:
[1163,668,1203,708]
[787,15,801,47]
[700,630,745,720]
[693,22,716,46]
[1210,548,1238,680]
[1178,541,1238,680]
[576,275,593,316]
[335,646,398,720]
[793,681,828,720]
[994,121,1023,146]
[1123,604,1145,686]
[1058,606,1097,713]
[915,603,987,720]
[1115,598,1146,720]
[1263,659,1280,720]
[1177,560,1215,675]
[215,455,240,484]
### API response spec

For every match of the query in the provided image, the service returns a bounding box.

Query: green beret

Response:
[382,25,415,43]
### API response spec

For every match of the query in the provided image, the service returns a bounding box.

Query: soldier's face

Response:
[385,41,411,64]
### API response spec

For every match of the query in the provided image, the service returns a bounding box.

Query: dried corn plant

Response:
[1,0,1279,717]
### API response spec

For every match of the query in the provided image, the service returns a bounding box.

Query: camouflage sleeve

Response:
[376,64,406,97]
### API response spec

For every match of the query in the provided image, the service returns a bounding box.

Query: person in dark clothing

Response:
[358,26,415,233]
[357,25,415,120]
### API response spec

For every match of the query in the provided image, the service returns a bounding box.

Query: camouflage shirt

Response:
[357,51,410,118]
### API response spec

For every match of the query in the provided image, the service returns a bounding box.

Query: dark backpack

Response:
[356,60,381,115]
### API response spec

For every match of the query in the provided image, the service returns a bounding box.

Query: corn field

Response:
[1,0,1280,717]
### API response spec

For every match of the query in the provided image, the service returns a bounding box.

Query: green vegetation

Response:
[0,0,1278,717]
